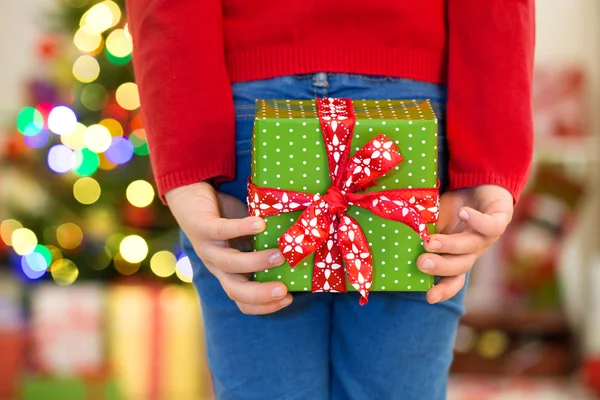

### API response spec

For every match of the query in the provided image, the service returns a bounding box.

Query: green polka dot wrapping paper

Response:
[249,99,439,300]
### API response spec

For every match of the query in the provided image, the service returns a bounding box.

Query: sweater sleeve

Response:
[126,0,235,201]
[446,0,535,202]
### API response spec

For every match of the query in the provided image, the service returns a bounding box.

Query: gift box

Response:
[249,98,439,303]
[30,283,106,376]
[107,282,212,400]
[20,376,120,400]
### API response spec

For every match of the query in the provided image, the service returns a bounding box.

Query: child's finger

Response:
[236,295,293,315]
[423,232,487,255]
[425,274,466,304]
[458,207,510,238]
[417,253,477,277]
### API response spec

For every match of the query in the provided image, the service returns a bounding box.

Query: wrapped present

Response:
[0,273,25,399]
[30,283,105,376]
[107,282,212,400]
[249,98,439,304]
[20,376,120,400]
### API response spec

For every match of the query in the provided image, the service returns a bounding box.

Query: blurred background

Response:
[0,0,599,399]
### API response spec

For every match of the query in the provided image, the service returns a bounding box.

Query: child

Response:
[127,1,534,398]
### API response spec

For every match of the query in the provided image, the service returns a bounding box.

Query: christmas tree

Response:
[0,0,190,285]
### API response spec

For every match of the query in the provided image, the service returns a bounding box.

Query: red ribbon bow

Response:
[248,98,439,304]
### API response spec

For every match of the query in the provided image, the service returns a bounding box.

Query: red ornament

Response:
[248,98,439,304]
[37,35,60,60]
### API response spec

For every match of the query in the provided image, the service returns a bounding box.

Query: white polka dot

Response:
[289,129,294,133]
[355,211,360,215]
[277,225,281,229]
[381,286,386,290]
[316,141,320,145]
[408,236,412,240]
[382,261,386,265]
[276,122,280,126]
[409,134,413,138]
[369,128,373,132]
[262,142,267,146]
[394,255,399,259]
[290,180,294,184]
[407,285,412,289]
[407,273,412,277]
[303,161,307,165]
[369,217,373,221]
[262,129,267,133]
[264,244,268,248]
[303,186,307,190]
[382,236,386,240]
[382,121,386,125]
[382,249,386,252]
[302,122,306,126]
[382,186,386,189]
[303,174,307,177]
[394,267,399,271]
[407,261,411,264]
[290,154,294,158]
[304,275,308,279]
[316,180,320,183]
[263,155,267,159]
[408,147,412,151]
[263,181,267,184]
[355,135,360,139]
[421,179,425,183]
[422,140,426,144]
[276,136,280,139]
[263,168,267,172]
[316,154,320,158]
[394,280,398,284]
[291,218,295,222]
[276,174,280,178]
[316,167,320,171]
[277,275,282,279]
[421,153,426,157]
[276,161,280,165]
[420,279,425,283]
[276,148,281,152]
[408,172,412,176]
[409,121,413,125]
[264,269,268,273]
[394,242,398,246]
[289,142,294,145]
[291,281,295,285]
[408,160,412,163]
[290,167,294,171]
[264,231,268,235]
[303,148,307,152]
[422,127,426,131]
[304,287,308,291]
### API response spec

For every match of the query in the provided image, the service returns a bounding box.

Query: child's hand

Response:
[417,185,514,304]
[165,182,292,315]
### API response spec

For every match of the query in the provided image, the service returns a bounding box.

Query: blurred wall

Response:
[0,0,54,129]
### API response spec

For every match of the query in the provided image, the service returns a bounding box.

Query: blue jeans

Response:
[181,73,466,400]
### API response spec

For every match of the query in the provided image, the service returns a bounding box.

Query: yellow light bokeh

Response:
[114,252,141,275]
[106,28,133,58]
[175,256,193,283]
[56,223,84,250]
[119,235,148,263]
[150,251,177,278]
[12,228,37,255]
[99,118,123,137]
[61,123,87,151]
[73,25,102,53]
[126,180,155,208]
[99,154,117,171]
[46,245,63,262]
[73,177,101,205]
[73,55,100,83]
[50,259,79,286]
[115,82,140,111]
[84,124,112,153]
[84,207,116,241]
[83,3,113,33]
[102,1,122,27]
[1,219,23,246]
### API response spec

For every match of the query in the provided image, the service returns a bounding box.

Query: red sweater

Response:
[126,0,535,202]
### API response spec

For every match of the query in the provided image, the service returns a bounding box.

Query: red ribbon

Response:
[248,98,439,304]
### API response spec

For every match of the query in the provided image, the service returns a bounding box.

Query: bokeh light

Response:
[1,219,23,245]
[21,256,46,280]
[73,148,100,176]
[176,256,193,283]
[48,106,77,135]
[48,144,75,173]
[105,49,131,66]
[126,180,155,208]
[46,245,63,262]
[73,55,100,83]
[84,207,116,240]
[56,223,83,250]
[84,124,111,153]
[73,177,101,204]
[12,228,37,255]
[105,137,134,164]
[119,235,148,263]
[61,123,87,151]
[81,84,109,111]
[32,244,52,269]
[130,132,150,156]
[130,114,144,131]
[17,107,44,136]
[98,154,118,170]
[115,82,140,110]
[50,259,79,285]
[73,25,102,53]
[100,118,123,137]
[24,129,50,149]
[102,0,122,26]
[114,252,141,275]
[106,28,132,58]
[83,2,113,33]
[150,251,177,277]
[25,251,49,272]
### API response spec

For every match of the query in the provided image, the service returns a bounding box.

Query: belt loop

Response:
[313,72,329,88]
